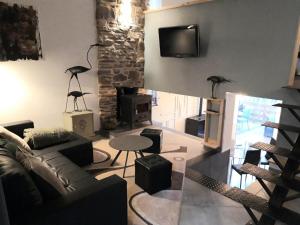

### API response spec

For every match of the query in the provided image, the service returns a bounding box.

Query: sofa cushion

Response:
[17,152,71,201]
[0,152,43,221]
[28,151,96,189]
[0,126,32,154]
[42,152,97,190]
[24,128,75,150]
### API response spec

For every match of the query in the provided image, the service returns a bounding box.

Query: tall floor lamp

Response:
[64,43,101,112]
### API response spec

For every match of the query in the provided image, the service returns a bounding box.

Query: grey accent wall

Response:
[145,0,300,100]
[145,0,300,146]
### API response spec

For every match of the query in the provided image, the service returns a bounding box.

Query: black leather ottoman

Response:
[135,154,172,194]
[140,128,163,153]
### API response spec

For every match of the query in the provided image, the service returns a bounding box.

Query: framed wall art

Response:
[0,2,42,61]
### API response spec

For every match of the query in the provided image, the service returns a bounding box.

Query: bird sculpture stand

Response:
[206,76,231,99]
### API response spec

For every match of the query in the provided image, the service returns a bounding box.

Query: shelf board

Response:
[250,142,300,162]
[205,110,220,115]
[262,121,300,133]
[273,103,300,111]
[240,163,300,192]
[204,138,219,149]
[207,98,224,103]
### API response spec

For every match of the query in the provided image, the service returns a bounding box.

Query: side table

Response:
[63,111,95,138]
[109,135,153,178]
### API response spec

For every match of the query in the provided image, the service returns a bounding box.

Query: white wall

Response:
[145,0,300,147]
[151,90,200,133]
[0,0,100,130]
[222,92,238,152]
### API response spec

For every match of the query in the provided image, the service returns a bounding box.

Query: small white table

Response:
[109,135,153,178]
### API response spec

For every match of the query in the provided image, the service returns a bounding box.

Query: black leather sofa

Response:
[3,120,93,166]
[0,120,128,225]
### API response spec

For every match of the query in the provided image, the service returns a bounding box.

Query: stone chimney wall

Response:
[96,0,148,126]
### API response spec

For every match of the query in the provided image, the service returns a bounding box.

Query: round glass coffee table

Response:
[109,135,153,178]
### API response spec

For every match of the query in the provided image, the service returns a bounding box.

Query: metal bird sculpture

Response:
[207,76,231,99]
[64,43,102,112]
[67,91,91,111]
[65,43,102,79]
[65,66,90,80]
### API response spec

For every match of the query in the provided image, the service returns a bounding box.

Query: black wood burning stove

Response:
[116,87,152,129]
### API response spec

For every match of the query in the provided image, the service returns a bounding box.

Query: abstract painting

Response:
[0,2,42,61]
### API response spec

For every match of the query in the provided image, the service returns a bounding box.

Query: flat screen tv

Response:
[159,25,199,58]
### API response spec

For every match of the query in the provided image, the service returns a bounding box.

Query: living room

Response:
[1,0,300,225]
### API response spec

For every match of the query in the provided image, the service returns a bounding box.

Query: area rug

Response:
[85,135,187,225]
[92,148,110,163]
[130,190,182,225]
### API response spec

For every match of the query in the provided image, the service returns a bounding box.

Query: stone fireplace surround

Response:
[96,0,149,127]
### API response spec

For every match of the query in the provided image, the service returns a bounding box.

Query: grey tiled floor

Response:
[179,177,250,225]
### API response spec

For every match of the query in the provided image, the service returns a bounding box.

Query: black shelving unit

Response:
[193,103,300,225]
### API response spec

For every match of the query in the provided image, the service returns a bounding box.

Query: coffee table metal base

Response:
[110,150,145,178]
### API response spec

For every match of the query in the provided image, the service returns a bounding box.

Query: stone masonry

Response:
[96,0,148,126]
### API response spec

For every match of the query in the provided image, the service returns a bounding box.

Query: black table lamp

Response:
[65,44,101,112]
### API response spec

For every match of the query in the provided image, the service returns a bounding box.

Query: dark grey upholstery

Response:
[0,120,128,225]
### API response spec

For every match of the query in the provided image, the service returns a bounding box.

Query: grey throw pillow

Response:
[23,128,74,150]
